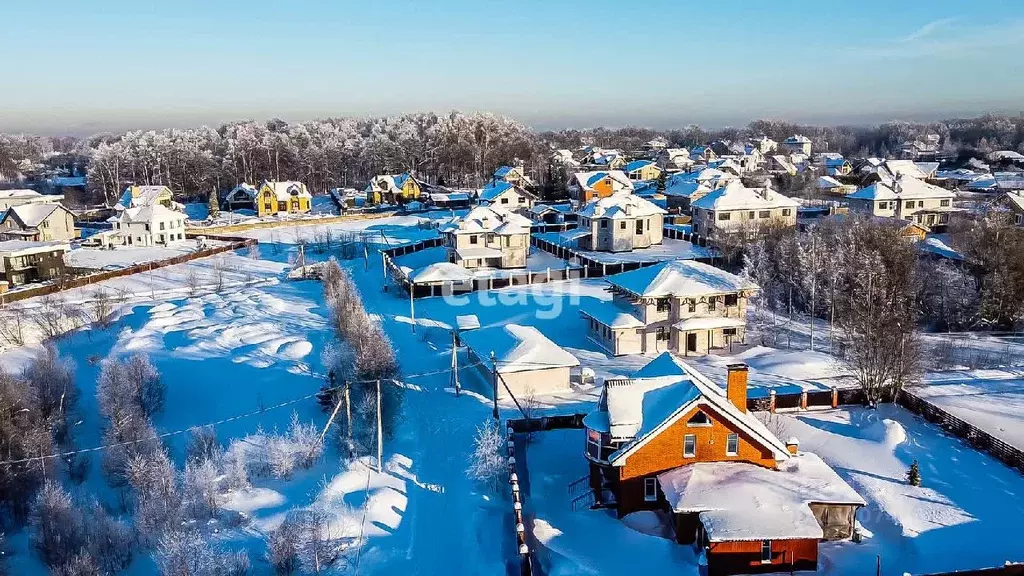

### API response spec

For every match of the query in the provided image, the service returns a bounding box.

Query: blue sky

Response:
[3,0,1024,134]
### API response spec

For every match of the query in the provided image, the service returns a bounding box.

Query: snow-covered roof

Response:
[118,185,173,210]
[606,259,758,299]
[456,314,481,331]
[1004,191,1024,213]
[0,189,43,200]
[624,159,654,173]
[114,203,185,225]
[577,192,665,220]
[227,183,258,200]
[408,262,475,284]
[598,353,790,461]
[455,246,504,259]
[461,324,580,374]
[658,454,865,542]
[847,176,955,202]
[440,206,532,235]
[817,176,843,189]
[529,203,573,216]
[51,176,86,187]
[994,172,1024,191]
[261,181,312,202]
[663,178,712,199]
[580,299,644,329]
[2,203,65,228]
[478,181,534,203]
[493,165,517,178]
[0,239,70,257]
[572,170,634,192]
[783,135,811,144]
[690,181,799,212]
[989,150,1024,162]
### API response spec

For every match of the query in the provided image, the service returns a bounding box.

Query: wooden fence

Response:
[184,210,397,235]
[898,388,1024,475]
[530,235,663,279]
[1,236,255,305]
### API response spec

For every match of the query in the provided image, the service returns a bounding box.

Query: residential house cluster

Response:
[0,190,75,242]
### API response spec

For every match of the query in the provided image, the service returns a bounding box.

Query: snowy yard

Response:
[4,210,1023,575]
[65,241,227,271]
[914,369,1024,450]
[533,231,717,264]
[777,406,1024,575]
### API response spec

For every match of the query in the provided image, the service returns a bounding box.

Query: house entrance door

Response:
[686,333,697,353]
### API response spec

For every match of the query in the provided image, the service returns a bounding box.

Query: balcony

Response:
[583,411,621,464]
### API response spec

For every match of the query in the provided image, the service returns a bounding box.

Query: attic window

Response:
[687,411,712,427]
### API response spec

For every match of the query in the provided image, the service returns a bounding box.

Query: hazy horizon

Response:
[4,0,1024,137]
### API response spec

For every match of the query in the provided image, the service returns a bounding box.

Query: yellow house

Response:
[625,160,663,181]
[256,181,312,217]
[365,173,421,204]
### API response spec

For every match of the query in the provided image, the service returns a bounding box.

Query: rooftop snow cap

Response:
[726,364,748,413]
[786,437,800,455]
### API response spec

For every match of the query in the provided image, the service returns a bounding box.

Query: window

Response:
[656,326,669,341]
[718,212,731,221]
[940,199,950,207]
[159,222,165,231]
[918,200,925,208]
[620,221,627,230]
[687,411,711,426]
[587,429,602,460]
[656,298,670,312]
[518,196,525,203]
[759,210,770,219]
[761,540,772,563]
[687,300,696,313]
[723,327,737,336]
[905,200,914,209]
[643,478,658,502]
[500,197,509,204]
[748,211,755,220]
[636,220,644,234]
[724,294,738,306]
[601,220,608,228]
[877,201,887,210]
[781,208,791,216]
[683,434,696,457]
[470,235,478,244]
[726,433,739,456]
[708,297,717,311]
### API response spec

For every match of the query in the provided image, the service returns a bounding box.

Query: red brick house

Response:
[583,353,864,575]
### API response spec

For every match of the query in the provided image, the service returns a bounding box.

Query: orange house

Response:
[569,170,634,205]
[583,353,864,576]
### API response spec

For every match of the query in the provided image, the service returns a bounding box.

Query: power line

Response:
[0,360,489,467]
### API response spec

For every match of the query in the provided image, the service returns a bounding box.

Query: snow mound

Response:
[862,418,907,448]
[621,511,673,539]
[279,340,313,360]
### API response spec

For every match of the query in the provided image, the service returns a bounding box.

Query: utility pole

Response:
[345,381,353,459]
[451,330,461,396]
[491,351,499,421]
[375,379,383,473]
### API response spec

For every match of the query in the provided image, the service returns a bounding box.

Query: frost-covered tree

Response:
[156,528,250,576]
[466,421,507,492]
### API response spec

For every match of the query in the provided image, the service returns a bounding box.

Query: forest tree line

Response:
[2,112,1024,206]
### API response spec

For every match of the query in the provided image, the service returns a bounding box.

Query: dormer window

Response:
[687,411,712,427]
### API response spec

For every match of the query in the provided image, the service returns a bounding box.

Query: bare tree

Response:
[466,421,507,493]
[266,516,299,575]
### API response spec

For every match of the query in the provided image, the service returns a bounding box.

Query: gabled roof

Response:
[440,205,532,235]
[572,170,634,192]
[261,181,312,201]
[529,203,573,216]
[113,203,184,224]
[600,353,790,463]
[478,181,536,203]
[1004,191,1024,213]
[577,192,665,220]
[493,165,518,178]
[817,176,843,189]
[1,203,68,229]
[783,134,811,144]
[460,324,580,374]
[606,259,758,299]
[624,159,655,173]
[0,189,44,201]
[0,239,70,258]
[118,185,173,210]
[690,181,799,211]
[847,176,955,202]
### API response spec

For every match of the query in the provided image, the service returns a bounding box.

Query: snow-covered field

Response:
[65,241,227,271]
[777,406,1024,575]
[914,369,1024,450]
[3,211,1023,575]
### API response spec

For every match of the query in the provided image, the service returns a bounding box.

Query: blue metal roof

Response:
[493,166,514,178]
[625,160,652,173]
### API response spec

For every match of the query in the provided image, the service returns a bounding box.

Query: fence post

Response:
[831,386,838,409]
[800,391,808,410]
[769,390,777,413]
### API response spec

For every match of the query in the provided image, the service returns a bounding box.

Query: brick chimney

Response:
[726,363,748,413]
[785,437,800,455]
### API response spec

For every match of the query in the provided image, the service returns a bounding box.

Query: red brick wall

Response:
[707,539,817,575]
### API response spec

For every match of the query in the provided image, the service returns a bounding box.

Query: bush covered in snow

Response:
[467,421,507,492]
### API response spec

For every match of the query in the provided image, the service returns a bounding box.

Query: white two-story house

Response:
[109,204,187,247]
[691,181,800,242]
[576,193,666,252]
[439,206,532,269]
[581,260,759,356]
[845,175,956,228]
